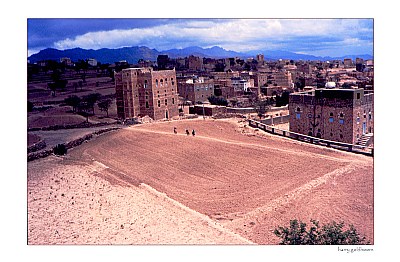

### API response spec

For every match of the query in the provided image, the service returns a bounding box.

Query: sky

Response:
[27,18,373,58]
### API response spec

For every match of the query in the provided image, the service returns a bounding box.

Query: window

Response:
[296,107,301,112]
[156,79,158,87]
[340,134,343,139]
[145,101,149,108]
[369,112,372,120]
[339,119,344,124]
[160,79,163,87]
[296,113,301,119]
[308,113,312,118]
[357,93,361,99]
[329,117,334,123]
[356,117,360,124]
[157,100,161,107]
[330,112,334,117]
[165,99,168,105]
[339,113,344,118]
[144,80,148,88]
[172,98,175,104]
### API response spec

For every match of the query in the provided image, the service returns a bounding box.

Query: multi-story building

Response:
[288,88,373,144]
[177,76,214,103]
[231,77,254,93]
[60,57,73,66]
[115,67,179,120]
[87,58,97,67]
[274,70,293,89]
[343,58,353,68]
[187,55,203,71]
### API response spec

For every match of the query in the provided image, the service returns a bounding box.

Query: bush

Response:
[208,95,228,106]
[53,144,67,155]
[274,219,369,245]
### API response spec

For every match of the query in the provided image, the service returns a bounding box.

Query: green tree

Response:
[255,99,271,118]
[208,95,228,106]
[64,95,81,113]
[77,101,91,122]
[274,219,369,245]
[83,93,102,115]
[97,99,112,117]
[47,82,57,97]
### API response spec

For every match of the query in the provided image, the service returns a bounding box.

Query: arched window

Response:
[155,79,159,87]
[160,79,164,87]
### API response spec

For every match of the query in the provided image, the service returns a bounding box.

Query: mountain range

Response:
[28,45,373,64]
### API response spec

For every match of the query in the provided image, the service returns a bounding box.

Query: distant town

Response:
[28,51,374,151]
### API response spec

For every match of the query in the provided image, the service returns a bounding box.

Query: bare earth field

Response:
[27,118,373,245]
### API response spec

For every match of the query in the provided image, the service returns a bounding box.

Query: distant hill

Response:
[28,46,160,64]
[28,45,373,64]
[162,46,245,58]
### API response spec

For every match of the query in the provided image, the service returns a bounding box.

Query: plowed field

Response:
[28,118,373,244]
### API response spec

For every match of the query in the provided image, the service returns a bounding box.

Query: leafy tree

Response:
[77,101,91,122]
[64,95,81,113]
[274,219,369,245]
[275,91,291,107]
[255,99,271,118]
[47,82,57,97]
[97,99,112,117]
[83,93,102,115]
[75,59,88,83]
[208,95,228,106]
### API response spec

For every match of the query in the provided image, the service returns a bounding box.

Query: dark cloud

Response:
[28,18,177,49]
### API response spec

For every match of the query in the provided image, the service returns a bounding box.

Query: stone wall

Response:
[27,127,120,162]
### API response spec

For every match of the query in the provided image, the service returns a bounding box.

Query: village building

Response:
[177,76,214,104]
[288,88,373,145]
[115,67,179,120]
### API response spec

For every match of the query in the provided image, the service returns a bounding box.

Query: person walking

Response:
[192,129,196,136]
[185,129,190,136]
[173,127,177,134]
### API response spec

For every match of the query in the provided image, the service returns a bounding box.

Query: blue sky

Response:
[27,18,373,57]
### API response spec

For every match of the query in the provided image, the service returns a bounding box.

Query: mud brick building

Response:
[274,70,293,89]
[288,88,373,144]
[115,67,179,120]
[177,76,214,104]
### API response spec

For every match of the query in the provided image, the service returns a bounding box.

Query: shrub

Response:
[274,219,369,245]
[53,144,67,155]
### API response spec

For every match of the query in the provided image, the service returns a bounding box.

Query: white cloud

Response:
[52,19,373,54]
